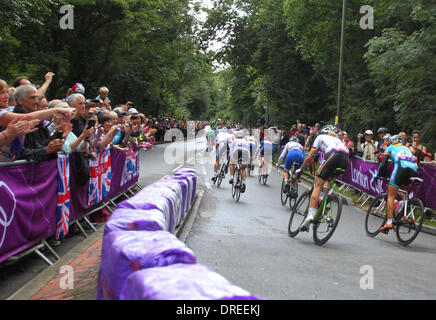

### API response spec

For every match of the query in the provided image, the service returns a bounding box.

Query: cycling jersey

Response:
[215,132,233,160]
[312,135,349,180]
[311,135,349,155]
[384,143,418,188]
[256,140,273,157]
[230,138,250,165]
[278,141,304,171]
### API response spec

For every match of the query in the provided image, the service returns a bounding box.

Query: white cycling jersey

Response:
[278,141,303,164]
[311,134,349,154]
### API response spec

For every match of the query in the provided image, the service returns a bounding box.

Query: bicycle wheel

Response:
[234,169,242,202]
[281,179,289,206]
[216,166,224,188]
[365,193,388,237]
[396,197,425,246]
[313,194,342,246]
[288,190,310,237]
[288,181,298,210]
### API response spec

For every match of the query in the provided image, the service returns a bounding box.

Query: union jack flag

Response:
[56,154,70,240]
[88,148,112,206]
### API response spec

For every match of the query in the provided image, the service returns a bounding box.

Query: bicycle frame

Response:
[314,170,344,221]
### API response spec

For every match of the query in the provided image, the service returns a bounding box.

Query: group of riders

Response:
[206,124,420,233]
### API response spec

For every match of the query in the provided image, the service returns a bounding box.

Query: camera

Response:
[87,119,96,129]
[130,115,138,120]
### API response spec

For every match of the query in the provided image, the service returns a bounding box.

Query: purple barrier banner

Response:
[338,157,436,210]
[0,147,140,263]
[415,165,436,210]
[338,157,387,198]
[70,146,140,221]
[0,161,58,263]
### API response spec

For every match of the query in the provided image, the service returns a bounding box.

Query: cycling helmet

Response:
[390,134,404,145]
[235,130,244,139]
[377,127,388,134]
[320,125,337,136]
[289,135,298,143]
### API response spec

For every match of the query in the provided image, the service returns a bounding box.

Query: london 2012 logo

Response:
[0,181,16,249]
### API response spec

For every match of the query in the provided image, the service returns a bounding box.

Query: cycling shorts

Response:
[284,149,304,171]
[389,163,417,189]
[230,148,250,165]
[316,150,349,180]
[216,142,229,161]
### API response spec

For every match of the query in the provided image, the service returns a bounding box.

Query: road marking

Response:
[172,164,183,173]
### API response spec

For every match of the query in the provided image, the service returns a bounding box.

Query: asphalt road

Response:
[183,137,436,300]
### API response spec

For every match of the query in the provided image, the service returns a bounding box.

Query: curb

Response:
[177,190,205,243]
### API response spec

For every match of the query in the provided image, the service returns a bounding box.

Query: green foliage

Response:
[0,0,217,119]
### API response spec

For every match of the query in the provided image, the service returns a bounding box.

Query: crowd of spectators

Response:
[257,121,436,168]
[0,73,210,165]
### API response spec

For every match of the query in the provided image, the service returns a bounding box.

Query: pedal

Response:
[380,228,389,234]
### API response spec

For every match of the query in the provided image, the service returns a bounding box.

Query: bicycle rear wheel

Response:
[288,182,298,210]
[313,194,342,246]
[216,166,224,188]
[365,193,387,237]
[288,190,310,237]
[396,198,424,246]
[281,179,288,206]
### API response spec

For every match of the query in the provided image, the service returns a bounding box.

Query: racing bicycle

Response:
[365,176,424,246]
[279,162,300,210]
[288,168,345,246]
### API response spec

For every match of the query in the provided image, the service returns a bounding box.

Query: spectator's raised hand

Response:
[44,72,55,83]
[45,139,64,154]
[4,118,39,138]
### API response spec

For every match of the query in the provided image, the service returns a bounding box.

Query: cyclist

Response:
[211,129,234,182]
[245,131,257,171]
[296,125,350,232]
[206,126,216,152]
[255,135,273,174]
[229,130,250,193]
[276,135,304,196]
[372,134,418,231]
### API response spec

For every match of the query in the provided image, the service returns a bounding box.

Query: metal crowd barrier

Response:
[0,154,143,266]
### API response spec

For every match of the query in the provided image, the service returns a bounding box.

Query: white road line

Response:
[172,164,183,173]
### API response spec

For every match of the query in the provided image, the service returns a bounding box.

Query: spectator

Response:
[338,130,344,144]
[68,93,87,137]
[343,132,355,156]
[37,96,49,111]
[279,129,288,154]
[399,131,410,147]
[51,102,93,154]
[7,87,16,111]
[267,125,281,160]
[96,86,111,110]
[68,93,91,186]
[409,130,428,163]
[0,81,72,130]
[14,86,65,161]
[13,76,31,88]
[376,127,388,154]
[360,130,378,161]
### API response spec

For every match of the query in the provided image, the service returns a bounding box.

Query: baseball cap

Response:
[128,108,139,114]
[364,130,373,136]
[72,83,85,94]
